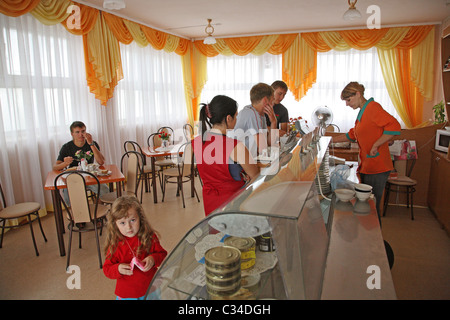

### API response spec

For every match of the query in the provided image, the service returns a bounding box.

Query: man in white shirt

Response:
[232,83,277,158]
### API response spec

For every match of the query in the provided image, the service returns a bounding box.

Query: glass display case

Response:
[145,133,335,300]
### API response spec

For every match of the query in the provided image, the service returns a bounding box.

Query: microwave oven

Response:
[435,129,450,153]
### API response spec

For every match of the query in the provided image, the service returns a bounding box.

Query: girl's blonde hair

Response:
[341,81,365,100]
[104,195,159,258]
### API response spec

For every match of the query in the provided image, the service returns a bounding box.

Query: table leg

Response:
[151,157,158,203]
[51,189,65,256]
[116,181,123,197]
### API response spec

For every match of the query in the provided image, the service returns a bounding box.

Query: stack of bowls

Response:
[354,183,372,201]
[205,246,242,298]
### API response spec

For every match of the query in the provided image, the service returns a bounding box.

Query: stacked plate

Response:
[315,150,331,194]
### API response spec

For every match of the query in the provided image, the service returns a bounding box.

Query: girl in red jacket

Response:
[103,195,167,300]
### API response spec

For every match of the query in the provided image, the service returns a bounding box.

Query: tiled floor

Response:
[0,178,449,300]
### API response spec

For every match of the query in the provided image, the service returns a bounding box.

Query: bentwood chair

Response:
[182,123,202,186]
[383,158,417,220]
[101,151,145,205]
[147,132,177,170]
[183,123,194,142]
[124,141,161,193]
[54,171,109,269]
[0,182,47,256]
[161,142,200,208]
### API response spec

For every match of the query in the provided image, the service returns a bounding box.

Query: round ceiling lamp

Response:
[203,19,216,45]
[343,0,362,21]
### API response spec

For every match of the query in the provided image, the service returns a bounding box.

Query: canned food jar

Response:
[205,265,241,280]
[257,232,276,252]
[205,246,241,271]
[205,246,242,297]
[224,237,256,270]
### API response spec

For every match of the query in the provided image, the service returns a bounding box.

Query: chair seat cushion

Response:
[143,164,160,173]
[163,167,191,177]
[387,176,417,186]
[100,192,117,204]
[155,159,176,167]
[94,203,110,219]
[0,202,40,219]
[100,191,138,204]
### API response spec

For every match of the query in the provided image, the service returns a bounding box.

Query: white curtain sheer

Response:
[113,41,188,150]
[0,13,187,213]
[201,48,404,133]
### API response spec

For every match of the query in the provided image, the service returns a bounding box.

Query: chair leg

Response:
[27,214,39,256]
[410,187,415,220]
[66,225,73,270]
[94,220,103,269]
[0,219,5,249]
[161,176,166,202]
[180,179,185,208]
[35,213,47,242]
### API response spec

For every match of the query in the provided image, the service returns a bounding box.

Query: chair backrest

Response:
[54,171,100,223]
[394,159,416,177]
[177,142,194,176]
[121,151,144,195]
[124,140,147,165]
[0,181,6,210]
[183,123,194,142]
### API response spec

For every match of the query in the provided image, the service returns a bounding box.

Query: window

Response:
[201,48,403,132]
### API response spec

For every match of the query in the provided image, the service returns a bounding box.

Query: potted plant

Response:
[432,100,446,124]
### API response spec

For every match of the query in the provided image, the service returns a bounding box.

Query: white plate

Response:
[155,146,172,152]
[97,170,112,176]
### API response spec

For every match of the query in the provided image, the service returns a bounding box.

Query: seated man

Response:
[54,121,108,205]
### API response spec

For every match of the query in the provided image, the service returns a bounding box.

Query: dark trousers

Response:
[359,171,390,226]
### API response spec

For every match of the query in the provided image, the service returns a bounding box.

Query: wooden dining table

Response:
[43,164,125,256]
[142,143,185,203]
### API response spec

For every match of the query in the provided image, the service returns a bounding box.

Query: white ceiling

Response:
[78,0,450,39]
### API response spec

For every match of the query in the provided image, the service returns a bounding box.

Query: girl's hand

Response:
[118,263,133,276]
[142,256,155,272]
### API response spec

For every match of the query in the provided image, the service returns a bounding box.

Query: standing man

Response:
[270,80,289,136]
[232,83,276,158]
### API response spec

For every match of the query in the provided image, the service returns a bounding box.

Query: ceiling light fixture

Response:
[343,0,362,21]
[103,0,126,10]
[203,19,216,45]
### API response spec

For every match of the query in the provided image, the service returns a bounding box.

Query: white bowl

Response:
[355,190,371,201]
[335,189,355,202]
[354,183,373,193]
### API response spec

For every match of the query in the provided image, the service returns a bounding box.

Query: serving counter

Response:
[145,134,396,300]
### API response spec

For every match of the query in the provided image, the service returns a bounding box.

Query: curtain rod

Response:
[192,21,442,41]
